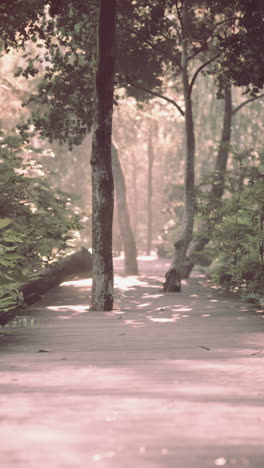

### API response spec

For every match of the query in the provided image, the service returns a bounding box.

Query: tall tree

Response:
[183,86,264,278]
[146,123,155,256]
[163,0,196,291]
[117,1,239,291]
[183,83,232,278]
[90,0,117,310]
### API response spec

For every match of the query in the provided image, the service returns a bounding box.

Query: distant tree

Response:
[146,123,155,256]
[112,140,139,275]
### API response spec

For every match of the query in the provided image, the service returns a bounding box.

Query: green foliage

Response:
[198,149,264,300]
[0,285,24,318]
[243,293,264,310]
[13,0,167,147]
[219,0,264,93]
[0,132,83,320]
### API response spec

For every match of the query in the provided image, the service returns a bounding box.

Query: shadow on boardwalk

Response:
[0,257,263,468]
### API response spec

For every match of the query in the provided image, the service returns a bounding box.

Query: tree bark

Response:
[0,248,93,327]
[90,0,117,310]
[112,140,139,275]
[147,125,154,255]
[131,150,138,235]
[20,248,93,304]
[164,1,195,292]
[183,86,232,278]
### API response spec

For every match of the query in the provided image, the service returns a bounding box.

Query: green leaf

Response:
[0,218,12,230]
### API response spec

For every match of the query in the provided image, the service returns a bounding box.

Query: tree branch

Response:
[175,0,183,32]
[158,31,183,70]
[188,54,220,98]
[232,94,264,116]
[125,76,185,116]
[187,16,240,62]
[118,23,177,65]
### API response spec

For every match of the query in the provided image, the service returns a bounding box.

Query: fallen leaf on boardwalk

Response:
[117,316,122,320]
[251,350,263,356]
[199,345,211,351]
[38,349,51,353]
[160,308,165,311]
[120,333,126,336]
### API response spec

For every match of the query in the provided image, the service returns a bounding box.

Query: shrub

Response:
[199,149,264,303]
[0,133,83,320]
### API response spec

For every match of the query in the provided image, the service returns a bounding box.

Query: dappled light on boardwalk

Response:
[62,278,93,288]
[47,305,90,318]
[115,275,152,291]
[1,257,264,467]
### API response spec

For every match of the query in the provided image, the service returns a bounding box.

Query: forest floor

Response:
[0,256,264,468]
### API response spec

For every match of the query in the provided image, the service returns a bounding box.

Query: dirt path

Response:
[0,257,263,468]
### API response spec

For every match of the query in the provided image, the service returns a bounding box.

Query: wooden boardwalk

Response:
[0,257,263,468]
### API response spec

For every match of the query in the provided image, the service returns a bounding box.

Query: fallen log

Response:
[0,247,93,326]
[20,247,93,305]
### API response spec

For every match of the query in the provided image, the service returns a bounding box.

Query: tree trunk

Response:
[90,0,117,311]
[112,140,139,275]
[0,248,93,327]
[183,86,232,278]
[20,248,93,305]
[131,150,138,235]
[164,1,195,292]
[147,125,154,255]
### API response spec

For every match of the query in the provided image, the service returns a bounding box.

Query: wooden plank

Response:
[0,257,263,468]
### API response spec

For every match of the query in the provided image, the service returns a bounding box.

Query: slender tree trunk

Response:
[164,1,195,292]
[183,86,232,278]
[211,87,232,198]
[90,0,117,310]
[259,209,264,262]
[131,150,138,235]
[112,140,139,275]
[147,125,154,255]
